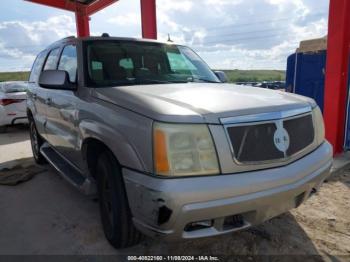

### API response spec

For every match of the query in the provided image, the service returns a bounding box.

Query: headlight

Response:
[312,106,325,145]
[153,122,220,177]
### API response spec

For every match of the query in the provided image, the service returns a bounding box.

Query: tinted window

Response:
[85,41,220,87]
[29,51,47,83]
[58,45,77,83]
[44,48,60,71]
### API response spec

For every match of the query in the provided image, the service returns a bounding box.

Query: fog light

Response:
[184,220,213,232]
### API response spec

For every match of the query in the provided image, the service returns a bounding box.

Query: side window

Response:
[58,45,77,83]
[29,51,47,83]
[44,48,60,71]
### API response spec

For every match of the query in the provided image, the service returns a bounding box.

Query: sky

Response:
[0,0,329,72]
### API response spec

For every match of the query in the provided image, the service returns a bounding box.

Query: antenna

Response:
[167,34,173,43]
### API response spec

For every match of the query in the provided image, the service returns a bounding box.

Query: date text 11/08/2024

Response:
[127,256,220,261]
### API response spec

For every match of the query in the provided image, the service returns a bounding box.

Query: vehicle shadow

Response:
[0,124,29,146]
[126,212,322,257]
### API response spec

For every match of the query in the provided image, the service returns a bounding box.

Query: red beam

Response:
[140,0,157,39]
[76,6,90,37]
[86,0,118,16]
[324,0,350,155]
[24,0,76,12]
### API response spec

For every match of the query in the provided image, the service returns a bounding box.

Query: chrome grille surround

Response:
[221,106,317,166]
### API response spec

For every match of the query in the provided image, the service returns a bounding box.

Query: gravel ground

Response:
[0,127,349,259]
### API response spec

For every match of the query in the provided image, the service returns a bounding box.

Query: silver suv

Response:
[27,36,333,248]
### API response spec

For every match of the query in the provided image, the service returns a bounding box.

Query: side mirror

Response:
[39,70,75,90]
[214,71,228,83]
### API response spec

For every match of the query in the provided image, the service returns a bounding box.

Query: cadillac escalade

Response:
[27,35,333,248]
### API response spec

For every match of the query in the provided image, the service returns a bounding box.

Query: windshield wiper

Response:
[190,77,220,83]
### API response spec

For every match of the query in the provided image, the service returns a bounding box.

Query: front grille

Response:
[226,114,314,164]
[284,115,314,156]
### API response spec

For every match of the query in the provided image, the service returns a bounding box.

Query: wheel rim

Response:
[30,122,39,159]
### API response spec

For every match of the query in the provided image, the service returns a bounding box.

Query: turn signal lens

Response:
[312,106,325,145]
[154,129,170,173]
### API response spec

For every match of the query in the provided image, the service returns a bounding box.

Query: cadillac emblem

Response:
[273,122,290,154]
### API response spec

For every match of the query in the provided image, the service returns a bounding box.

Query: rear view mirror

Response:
[39,70,75,90]
[214,71,228,83]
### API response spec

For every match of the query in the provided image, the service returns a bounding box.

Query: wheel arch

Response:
[79,120,147,178]
[81,137,118,179]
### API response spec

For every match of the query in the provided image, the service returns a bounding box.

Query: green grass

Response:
[222,70,286,83]
[0,72,30,82]
[0,70,286,83]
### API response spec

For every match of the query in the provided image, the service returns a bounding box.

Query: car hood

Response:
[92,83,316,124]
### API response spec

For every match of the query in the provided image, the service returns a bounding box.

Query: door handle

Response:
[46,98,52,105]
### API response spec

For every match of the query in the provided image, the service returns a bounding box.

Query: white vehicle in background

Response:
[0,81,28,132]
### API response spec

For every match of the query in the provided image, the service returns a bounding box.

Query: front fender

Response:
[78,120,146,172]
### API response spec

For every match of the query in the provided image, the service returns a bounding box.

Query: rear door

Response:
[41,47,63,145]
[28,51,48,136]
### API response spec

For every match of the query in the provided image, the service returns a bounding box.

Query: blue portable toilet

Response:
[286,37,327,112]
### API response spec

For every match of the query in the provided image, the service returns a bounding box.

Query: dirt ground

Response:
[0,126,349,258]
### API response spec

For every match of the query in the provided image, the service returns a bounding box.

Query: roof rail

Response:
[63,36,76,40]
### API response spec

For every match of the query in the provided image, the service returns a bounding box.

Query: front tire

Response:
[29,118,46,164]
[96,151,142,248]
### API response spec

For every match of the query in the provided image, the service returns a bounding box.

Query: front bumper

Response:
[123,141,333,241]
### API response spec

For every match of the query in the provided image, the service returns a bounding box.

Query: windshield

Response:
[85,40,220,87]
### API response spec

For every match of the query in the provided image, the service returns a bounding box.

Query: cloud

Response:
[107,13,140,26]
[155,0,329,69]
[157,0,194,12]
[0,14,76,71]
[0,0,329,71]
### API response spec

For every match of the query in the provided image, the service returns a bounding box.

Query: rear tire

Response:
[96,151,142,248]
[29,118,46,165]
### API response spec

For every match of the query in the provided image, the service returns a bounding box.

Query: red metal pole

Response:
[324,0,350,155]
[140,0,157,39]
[75,7,90,37]
[86,0,118,16]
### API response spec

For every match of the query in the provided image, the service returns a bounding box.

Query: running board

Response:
[40,143,96,195]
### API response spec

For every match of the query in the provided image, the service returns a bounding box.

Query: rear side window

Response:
[58,45,77,83]
[44,48,60,71]
[29,51,47,83]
